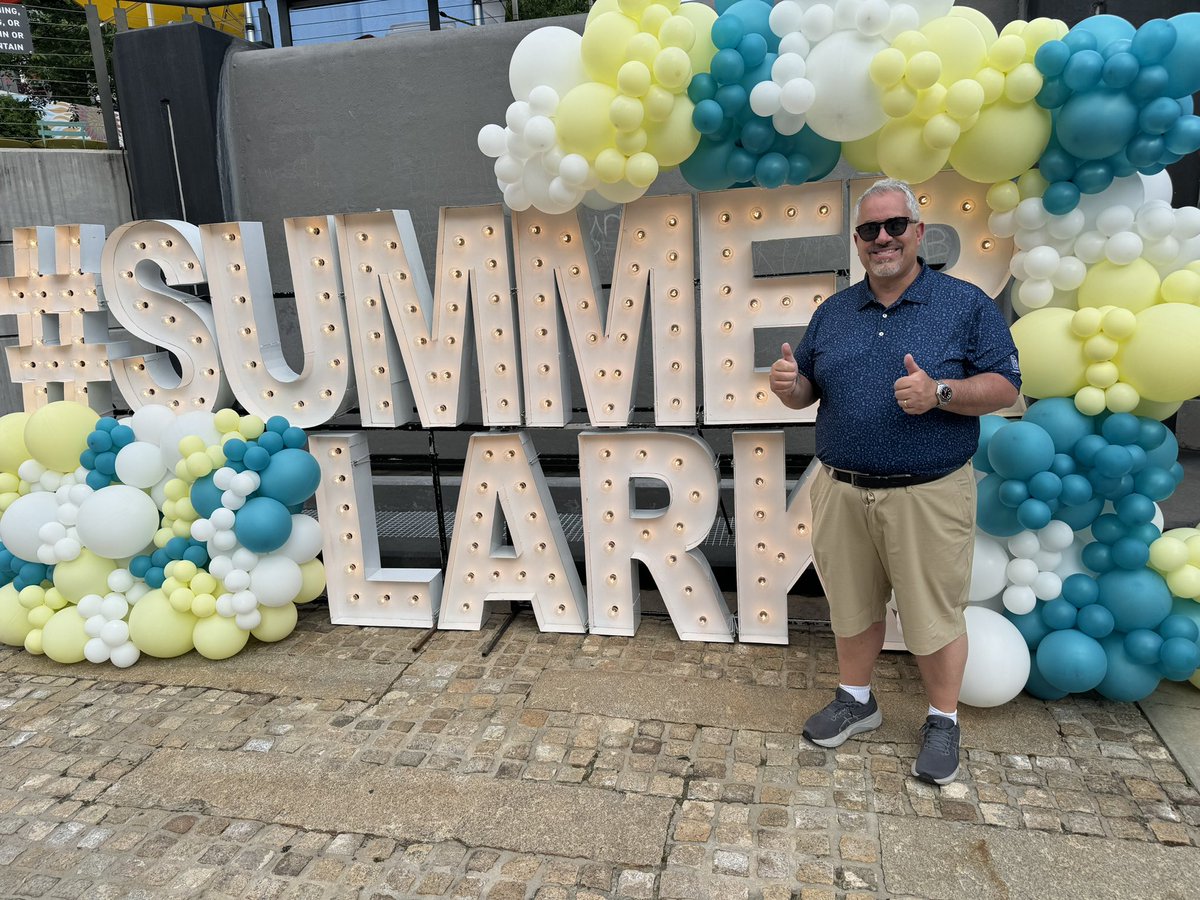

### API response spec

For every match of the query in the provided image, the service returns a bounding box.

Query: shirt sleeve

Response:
[793,306,822,386]
[967,292,1022,391]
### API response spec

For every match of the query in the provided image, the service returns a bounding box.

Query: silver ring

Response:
[904,399,910,408]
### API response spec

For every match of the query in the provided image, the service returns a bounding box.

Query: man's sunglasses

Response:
[854,217,914,241]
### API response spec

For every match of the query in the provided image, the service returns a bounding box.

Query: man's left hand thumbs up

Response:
[894,353,935,415]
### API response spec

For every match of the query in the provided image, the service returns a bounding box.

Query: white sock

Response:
[928,704,957,724]
[839,683,871,704]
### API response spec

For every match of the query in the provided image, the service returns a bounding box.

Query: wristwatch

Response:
[935,381,953,406]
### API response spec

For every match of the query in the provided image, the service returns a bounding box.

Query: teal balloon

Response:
[1036,629,1107,693]
[681,137,736,190]
[1159,637,1200,680]
[788,126,840,181]
[1041,598,1078,631]
[1074,14,1136,47]
[976,473,1023,537]
[1076,603,1115,639]
[721,0,778,53]
[189,474,223,518]
[974,415,1009,473]
[1169,596,1200,633]
[1124,628,1164,665]
[1158,614,1199,643]
[1007,602,1051,649]
[233,497,293,554]
[256,448,321,507]
[1097,568,1172,632]
[1024,663,1069,700]
[987,421,1055,480]
[1097,634,1161,701]
[1161,13,1200,97]
[1022,398,1094,454]
[1056,90,1140,161]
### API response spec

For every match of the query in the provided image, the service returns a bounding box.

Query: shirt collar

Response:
[856,258,932,310]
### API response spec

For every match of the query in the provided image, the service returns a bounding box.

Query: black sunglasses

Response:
[854,217,914,241]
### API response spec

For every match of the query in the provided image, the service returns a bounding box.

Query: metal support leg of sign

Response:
[85,3,121,150]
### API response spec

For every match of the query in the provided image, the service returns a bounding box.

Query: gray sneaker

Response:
[912,715,960,785]
[803,688,882,748]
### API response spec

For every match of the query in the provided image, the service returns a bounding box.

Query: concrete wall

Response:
[0,149,134,415]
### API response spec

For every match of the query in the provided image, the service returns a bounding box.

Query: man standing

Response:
[769,178,1021,785]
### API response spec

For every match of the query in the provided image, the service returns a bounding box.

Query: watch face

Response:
[938,383,953,404]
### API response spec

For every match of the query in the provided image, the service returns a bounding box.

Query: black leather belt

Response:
[825,465,954,489]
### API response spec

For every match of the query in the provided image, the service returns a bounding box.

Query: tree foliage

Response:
[0,0,115,110]
[0,93,40,140]
[503,0,589,22]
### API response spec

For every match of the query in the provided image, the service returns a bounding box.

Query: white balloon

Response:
[1172,206,1200,240]
[1015,198,1048,231]
[84,614,105,638]
[541,147,564,176]
[126,583,150,604]
[1017,279,1054,309]
[1103,232,1143,265]
[212,466,236,491]
[208,555,233,581]
[832,0,859,31]
[1073,230,1108,264]
[1023,246,1060,280]
[970,533,1009,605]
[221,491,246,511]
[39,471,62,492]
[503,182,532,212]
[110,642,139,668]
[778,32,812,57]
[1038,520,1075,552]
[279,514,323,563]
[1050,256,1087,292]
[505,100,532,134]
[1002,584,1037,615]
[780,78,816,115]
[883,3,920,41]
[528,85,560,117]
[1152,503,1164,532]
[773,110,807,136]
[215,594,235,617]
[75,485,160,560]
[77,594,103,618]
[989,210,1017,238]
[212,530,238,552]
[100,619,129,648]
[0,492,60,561]
[1031,549,1062,572]
[906,0,955,24]
[508,27,587,101]
[232,548,259,572]
[959,607,1031,708]
[191,519,215,543]
[856,0,890,36]
[773,52,807,84]
[477,123,508,158]
[229,471,259,497]
[113,442,167,490]
[235,610,262,631]
[100,595,129,621]
[150,474,171,510]
[1076,176,1145,230]
[799,4,835,42]
[39,521,67,544]
[1142,235,1180,267]
[1139,169,1174,205]
[84,637,110,664]
[54,538,81,562]
[129,404,176,445]
[802,31,888,141]
[210,508,235,531]
[158,411,220,469]
[231,589,258,614]
[224,568,251,592]
[523,116,557,152]
[769,0,805,36]
[1007,531,1040,559]
[108,569,134,593]
[249,555,304,607]
[1032,571,1063,601]
[558,154,590,187]
[1047,208,1085,240]
[17,459,44,484]
[494,153,524,186]
[1135,201,1176,240]
[36,545,56,565]
[750,80,783,117]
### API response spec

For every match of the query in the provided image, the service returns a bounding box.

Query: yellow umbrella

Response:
[78,1,247,38]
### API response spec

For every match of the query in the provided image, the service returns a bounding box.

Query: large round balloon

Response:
[75,485,161,560]
[948,99,1052,183]
[0,582,33,646]
[256,449,321,508]
[0,412,31,474]
[114,441,167,489]
[193,613,250,660]
[128,589,196,657]
[24,401,98,473]
[1035,628,1107,693]
[251,602,298,643]
[803,31,889,141]
[0,491,60,562]
[960,606,1031,707]
[509,26,587,101]
[40,606,88,663]
[234,497,294,554]
[248,555,303,607]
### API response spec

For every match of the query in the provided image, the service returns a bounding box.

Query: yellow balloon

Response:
[947,99,1050,183]
[239,415,265,440]
[557,82,618,159]
[626,152,660,188]
[915,83,948,120]
[24,629,43,655]
[1016,168,1048,199]
[1074,385,1107,416]
[1161,268,1200,305]
[658,15,695,53]
[986,180,1020,212]
[595,147,626,183]
[923,15,989,83]
[882,84,918,119]
[582,12,640,84]
[0,583,33,646]
[643,84,675,122]
[618,60,652,97]
[615,128,649,155]
[1116,303,1200,403]
[213,407,241,434]
[1010,308,1088,398]
[675,0,716,75]
[594,178,648,204]
[1004,63,1043,104]
[1104,382,1140,413]
[41,607,88,663]
[53,550,117,604]
[1131,397,1182,421]
[1151,536,1190,572]
[587,0,620,25]
[1077,259,1161,314]
[1022,17,1069,53]
[295,559,327,604]
[1086,361,1119,388]
[1101,306,1138,339]
[609,95,645,132]
[975,66,1005,104]
[870,48,908,88]
[193,613,249,660]
[1168,565,1200,600]
[643,97,699,167]
[128,590,196,657]
[24,402,98,474]
[988,34,1026,72]
[251,602,298,643]
[950,5,999,45]
[640,3,671,37]
[946,79,985,120]
[904,51,941,91]
[923,114,960,150]
[842,130,882,173]
[877,117,950,183]
[1083,333,1118,362]
[652,46,691,91]
[27,605,52,629]
[0,412,31,474]
[191,593,217,617]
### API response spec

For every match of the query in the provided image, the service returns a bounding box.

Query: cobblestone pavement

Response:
[1,603,1198,899]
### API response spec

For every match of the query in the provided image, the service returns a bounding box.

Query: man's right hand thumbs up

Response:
[770,342,799,399]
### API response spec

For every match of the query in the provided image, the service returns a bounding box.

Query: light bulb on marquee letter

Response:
[699,185,842,425]
[849,171,1013,298]
[732,432,820,644]
[101,220,231,411]
[439,431,585,632]
[0,225,117,412]
[578,431,733,642]
[198,217,353,428]
[309,433,442,627]
[512,194,697,428]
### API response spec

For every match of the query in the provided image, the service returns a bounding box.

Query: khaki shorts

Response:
[810,463,977,656]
